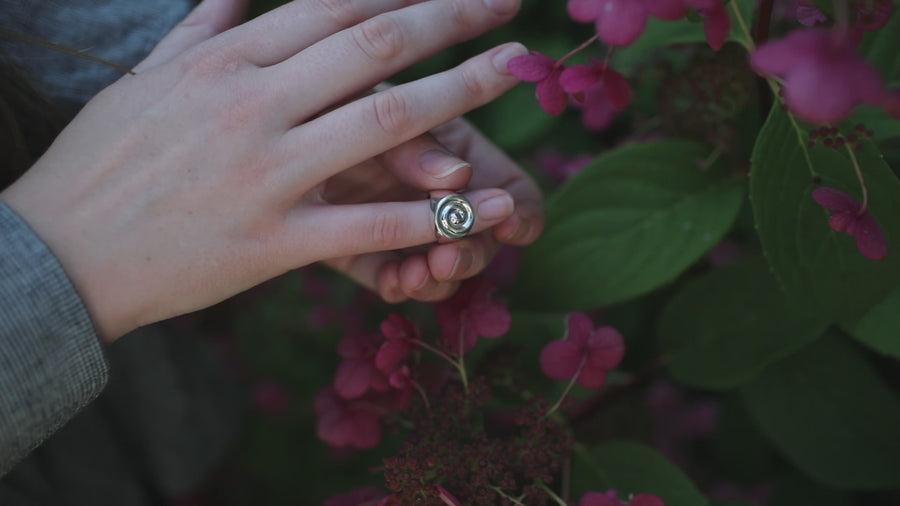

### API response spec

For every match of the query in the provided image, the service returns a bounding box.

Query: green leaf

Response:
[513,140,743,311]
[769,473,854,506]
[846,284,900,357]
[750,106,900,323]
[572,441,709,506]
[743,332,900,490]
[658,256,828,389]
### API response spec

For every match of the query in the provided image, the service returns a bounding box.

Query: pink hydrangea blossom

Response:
[566,0,725,49]
[539,313,625,389]
[334,333,390,399]
[811,187,887,260]
[568,0,651,47]
[684,0,731,51]
[434,277,511,355]
[561,60,633,131]
[314,387,384,449]
[508,51,568,114]
[751,28,900,124]
[374,314,415,376]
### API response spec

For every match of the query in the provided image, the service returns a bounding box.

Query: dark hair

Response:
[0,55,67,190]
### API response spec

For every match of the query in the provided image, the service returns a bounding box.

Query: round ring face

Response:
[432,194,474,240]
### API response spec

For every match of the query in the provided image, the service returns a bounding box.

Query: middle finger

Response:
[267,0,520,123]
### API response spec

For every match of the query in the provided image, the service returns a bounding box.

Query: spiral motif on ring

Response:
[433,195,474,240]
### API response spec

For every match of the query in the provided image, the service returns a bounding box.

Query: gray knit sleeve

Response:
[0,201,108,477]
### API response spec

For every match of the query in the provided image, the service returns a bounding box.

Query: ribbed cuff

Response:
[0,201,108,477]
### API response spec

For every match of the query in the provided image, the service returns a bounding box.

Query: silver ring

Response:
[431,194,474,240]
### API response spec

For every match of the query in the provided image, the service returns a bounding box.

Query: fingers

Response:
[280,42,528,187]
[431,118,545,245]
[268,0,521,119]
[377,134,474,191]
[135,0,249,72]
[292,188,514,262]
[228,0,430,66]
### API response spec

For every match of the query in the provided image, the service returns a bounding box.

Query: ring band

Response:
[431,194,474,240]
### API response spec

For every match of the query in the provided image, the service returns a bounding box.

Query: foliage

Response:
[182,0,900,505]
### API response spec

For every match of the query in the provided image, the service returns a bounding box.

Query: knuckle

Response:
[316,0,359,27]
[371,90,411,136]
[458,65,487,98]
[370,213,404,249]
[449,0,475,30]
[352,15,404,62]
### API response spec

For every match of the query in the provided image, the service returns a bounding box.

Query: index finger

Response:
[431,117,545,245]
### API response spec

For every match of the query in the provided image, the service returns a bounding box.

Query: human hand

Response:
[0,0,528,342]
[322,117,544,303]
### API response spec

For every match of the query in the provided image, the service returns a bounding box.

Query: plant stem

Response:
[489,487,528,506]
[845,143,870,213]
[554,34,600,68]
[729,1,756,51]
[545,359,586,417]
[537,482,569,506]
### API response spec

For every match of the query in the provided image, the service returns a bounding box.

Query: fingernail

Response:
[484,0,518,15]
[450,247,474,279]
[420,149,471,179]
[492,43,528,75]
[477,194,514,221]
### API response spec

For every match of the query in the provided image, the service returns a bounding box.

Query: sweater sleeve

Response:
[0,201,108,477]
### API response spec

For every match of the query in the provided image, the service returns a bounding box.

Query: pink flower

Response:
[539,313,625,389]
[314,387,383,449]
[568,0,650,47]
[323,487,386,506]
[579,490,665,506]
[334,333,390,399]
[684,0,731,51]
[751,28,899,124]
[811,187,887,261]
[854,0,893,31]
[508,51,568,115]
[375,314,415,375]
[435,277,511,355]
[561,60,632,131]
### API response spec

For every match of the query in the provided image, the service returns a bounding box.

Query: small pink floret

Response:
[811,187,887,261]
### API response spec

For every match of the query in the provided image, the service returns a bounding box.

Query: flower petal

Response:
[507,52,555,82]
[812,187,861,213]
[579,491,621,506]
[602,69,633,109]
[334,359,375,399]
[568,0,603,22]
[576,367,608,389]
[536,70,569,115]
[587,326,625,369]
[700,2,730,51]
[629,494,666,506]
[643,0,687,20]
[560,63,605,93]
[473,301,512,338]
[565,312,595,346]
[853,212,888,261]
[595,0,649,47]
[540,340,584,380]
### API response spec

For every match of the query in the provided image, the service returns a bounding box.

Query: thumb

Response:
[134,0,249,72]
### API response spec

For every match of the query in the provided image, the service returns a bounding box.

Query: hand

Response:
[322,118,544,303]
[0,0,528,341]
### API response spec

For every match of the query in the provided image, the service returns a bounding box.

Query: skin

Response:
[0,0,544,343]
